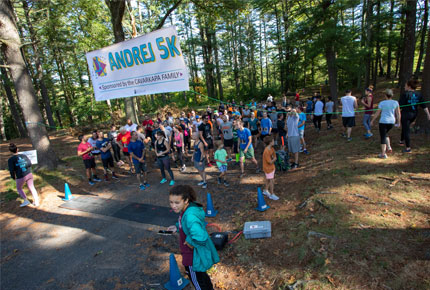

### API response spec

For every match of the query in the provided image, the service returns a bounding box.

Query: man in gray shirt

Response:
[221,115,234,160]
[287,109,300,169]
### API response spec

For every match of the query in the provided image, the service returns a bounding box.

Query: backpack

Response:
[275,150,290,171]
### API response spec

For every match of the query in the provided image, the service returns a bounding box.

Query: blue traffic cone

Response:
[205,192,218,217]
[164,254,189,290]
[256,187,270,212]
[62,183,73,201]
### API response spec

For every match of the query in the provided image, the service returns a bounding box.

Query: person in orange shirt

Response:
[262,136,279,200]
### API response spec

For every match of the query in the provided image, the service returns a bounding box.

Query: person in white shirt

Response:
[370,89,401,159]
[341,90,358,141]
[88,130,101,157]
[325,97,334,129]
[124,119,137,132]
[313,95,324,132]
[267,94,273,103]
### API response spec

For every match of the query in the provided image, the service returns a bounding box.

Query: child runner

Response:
[192,132,207,188]
[249,113,259,149]
[96,131,119,181]
[399,79,430,152]
[7,143,40,207]
[260,112,272,143]
[88,130,101,158]
[262,136,279,200]
[341,90,358,141]
[236,120,260,178]
[362,86,374,138]
[277,113,287,151]
[155,131,175,186]
[214,141,229,187]
[268,103,279,145]
[370,89,401,159]
[77,135,101,185]
[128,131,150,190]
[117,127,133,172]
[172,125,186,172]
[325,97,334,129]
[167,185,219,290]
[297,107,308,154]
[287,109,301,169]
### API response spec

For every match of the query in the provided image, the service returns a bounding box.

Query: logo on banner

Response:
[93,56,107,77]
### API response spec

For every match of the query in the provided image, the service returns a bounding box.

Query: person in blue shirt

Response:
[236,120,260,178]
[259,112,272,141]
[96,131,119,181]
[306,98,313,119]
[128,131,150,190]
[297,107,309,154]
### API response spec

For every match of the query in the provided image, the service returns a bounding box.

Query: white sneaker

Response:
[20,200,31,207]
[269,194,279,200]
[262,190,271,197]
[197,181,205,186]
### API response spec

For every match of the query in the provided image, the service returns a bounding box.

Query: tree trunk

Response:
[386,0,395,79]
[0,95,7,141]
[105,0,138,123]
[259,16,264,90]
[415,0,428,76]
[399,0,416,94]
[213,31,223,100]
[372,0,381,87]
[22,0,56,130]
[0,64,27,137]
[274,4,285,92]
[326,44,338,108]
[415,26,430,133]
[0,0,58,168]
[364,0,373,89]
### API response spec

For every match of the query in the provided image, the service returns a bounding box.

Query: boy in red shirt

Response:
[116,127,133,172]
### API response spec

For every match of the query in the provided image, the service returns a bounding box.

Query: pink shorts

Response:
[265,170,275,179]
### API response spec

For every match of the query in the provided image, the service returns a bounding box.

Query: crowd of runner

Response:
[8,79,429,208]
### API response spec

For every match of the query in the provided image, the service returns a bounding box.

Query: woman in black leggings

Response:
[155,131,175,186]
[398,80,430,153]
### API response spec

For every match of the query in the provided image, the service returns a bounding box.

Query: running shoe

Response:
[240,173,246,178]
[202,182,207,189]
[255,168,261,174]
[303,149,309,154]
[378,154,387,159]
[403,148,412,153]
[112,173,119,179]
[169,180,175,186]
[180,165,186,172]
[93,177,101,182]
[341,133,347,138]
[20,200,31,207]
[269,194,279,200]
[207,163,213,167]
[262,190,271,197]
[347,137,352,142]
[144,182,150,187]
[224,181,230,187]
[291,163,299,169]
[139,184,146,190]
[398,141,405,146]
[89,181,95,186]
[160,178,167,184]
[197,181,205,186]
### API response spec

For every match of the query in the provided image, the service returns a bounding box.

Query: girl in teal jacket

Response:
[168,185,219,289]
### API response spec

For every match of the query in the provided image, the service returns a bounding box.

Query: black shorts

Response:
[123,151,130,157]
[224,138,234,148]
[251,130,259,136]
[342,117,356,128]
[271,128,278,134]
[102,156,114,169]
[204,140,214,150]
[83,158,96,169]
[133,161,147,174]
[92,152,101,156]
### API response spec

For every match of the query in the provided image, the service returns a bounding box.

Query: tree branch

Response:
[153,0,184,31]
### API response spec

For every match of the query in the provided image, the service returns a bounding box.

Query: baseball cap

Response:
[196,115,200,119]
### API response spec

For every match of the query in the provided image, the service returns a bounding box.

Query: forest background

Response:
[1,0,429,169]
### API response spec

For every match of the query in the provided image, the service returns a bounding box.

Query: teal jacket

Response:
[178,202,220,272]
